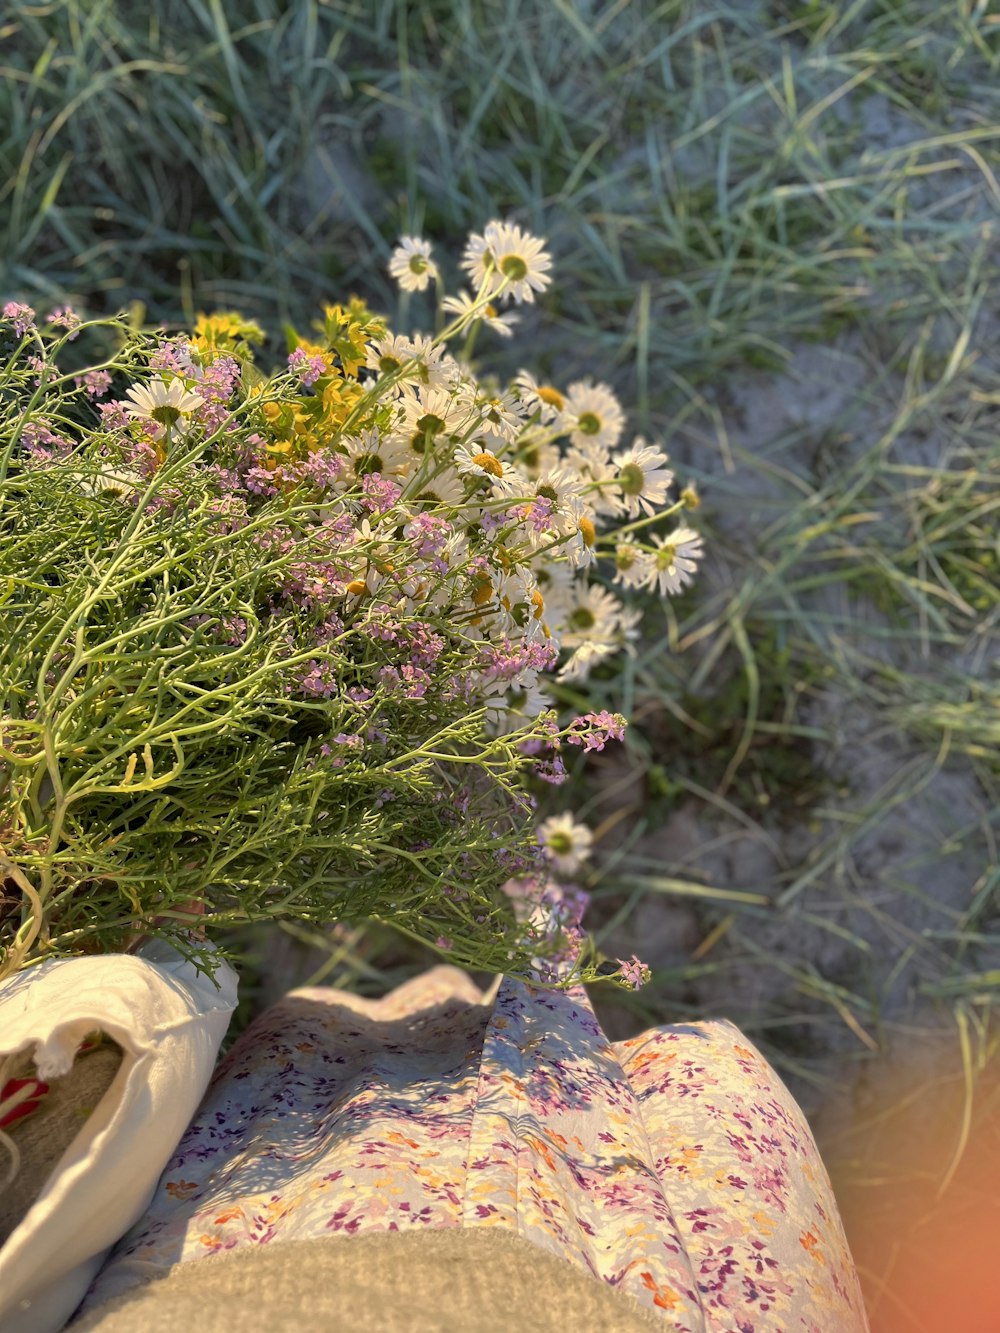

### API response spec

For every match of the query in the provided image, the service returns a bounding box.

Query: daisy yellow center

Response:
[619,462,645,496]
[570,607,595,631]
[536,483,558,501]
[485,303,499,318]
[151,404,181,427]
[472,575,494,607]
[531,589,545,619]
[409,256,429,274]
[521,444,540,468]
[500,254,528,281]
[473,451,503,478]
[347,579,368,595]
[547,831,574,855]
[577,411,602,436]
[355,453,383,476]
[537,385,564,409]
[616,545,637,570]
[578,516,596,547]
[655,544,677,571]
[379,355,400,373]
[416,413,446,436]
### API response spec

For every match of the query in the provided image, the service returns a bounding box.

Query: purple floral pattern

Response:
[82,967,867,1329]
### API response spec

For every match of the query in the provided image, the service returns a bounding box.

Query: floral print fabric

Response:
[82,967,867,1330]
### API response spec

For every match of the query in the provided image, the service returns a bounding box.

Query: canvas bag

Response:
[0,941,237,1332]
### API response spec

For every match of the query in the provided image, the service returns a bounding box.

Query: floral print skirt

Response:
[82,966,867,1331]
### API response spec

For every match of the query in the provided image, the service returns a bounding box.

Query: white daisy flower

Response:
[530,465,582,507]
[442,289,520,337]
[537,812,593,875]
[395,385,477,462]
[490,569,548,641]
[475,390,526,443]
[610,541,656,590]
[551,494,600,569]
[529,557,576,616]
[558,581,623,646]
[365,332,456,393]
[124,377,204,439]
[339,428,414,486]
[461,220,553,305]
[403,465,466,509]
[77,465,144,499]
[560,380,625,452]
[485,671,553,734]
[453,444,520,493]
[364,333,424,383]
[646,526,704,596]
[563,438,622,519]
[613,438,674,518]
[387,236,439,293]
[409,334,462,390]
[556,638,618,683]
[513,370,565,424]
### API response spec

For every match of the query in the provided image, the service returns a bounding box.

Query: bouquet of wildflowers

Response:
[0,221,702,986]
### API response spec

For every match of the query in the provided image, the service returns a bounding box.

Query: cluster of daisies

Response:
[3,225,701,986]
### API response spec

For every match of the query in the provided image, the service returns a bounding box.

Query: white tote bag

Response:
[0,941,237,1332]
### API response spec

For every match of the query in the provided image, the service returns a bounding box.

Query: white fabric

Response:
[0,941,237,1333]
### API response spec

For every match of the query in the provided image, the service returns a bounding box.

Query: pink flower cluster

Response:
[21,421,73,463]
[288,347,327,387]
[480,637,557,681]
[3,302,36,337]
[45,306,81,339]
[565,710,626,752]
[616,954,651,990]
[74,369,112,397]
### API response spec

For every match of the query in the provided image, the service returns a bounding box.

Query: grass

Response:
[3,2,999,1325]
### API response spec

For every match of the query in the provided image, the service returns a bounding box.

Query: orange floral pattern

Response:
[82,968,867,1329]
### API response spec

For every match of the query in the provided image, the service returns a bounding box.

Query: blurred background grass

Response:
[3,2,999,1326]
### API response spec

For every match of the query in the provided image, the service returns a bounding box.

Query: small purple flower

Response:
[288,347,327,388]
[74,368,112,397]
[98,401,131,432]
[360,473,402,517]
[295,660,338,698]
[481,637,557,681]
[479,510,507,537]
[565,709,627,752]
[244,465,279,496]
[20,421,73,463]
[45,305,81,339]
[194,356,240,433]
[435,935,453,952]
[535,756,568,785]
[3,301,36,337]
[405,513,452,567]
[296,450,344,491]
[149,336,195,374]
[616,954,651,990]
[510,495,554,535]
